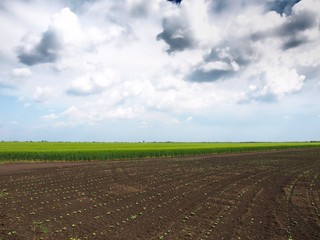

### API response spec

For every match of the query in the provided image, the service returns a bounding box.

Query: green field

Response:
[0,142,319,162]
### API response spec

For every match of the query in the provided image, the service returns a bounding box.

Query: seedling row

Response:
[1,149,320,239]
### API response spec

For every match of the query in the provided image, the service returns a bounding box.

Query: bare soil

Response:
[1,148,320,239]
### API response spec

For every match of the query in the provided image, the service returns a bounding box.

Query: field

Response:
[1,148,320,239]
[0,141,320,162]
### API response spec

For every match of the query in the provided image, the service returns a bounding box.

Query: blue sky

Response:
[0,0,319,142]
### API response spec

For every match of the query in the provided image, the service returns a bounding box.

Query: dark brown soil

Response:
[1,148,320,239]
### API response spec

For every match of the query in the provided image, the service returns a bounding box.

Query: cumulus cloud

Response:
[276,7,318,50]
[188,46,246,82]
[59,104,136,126]
[251,0,320,49]
[1,0,320,132]
[17,30,62,66]
[17,7,83,66]
[66,76,105,96]
[268,0,301,16]
[183,0,320,103]
[66,69,117,96]
[157,17,194,53]
[157,0,219,53]
[240,67,305,103]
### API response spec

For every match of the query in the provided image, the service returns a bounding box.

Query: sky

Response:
[0,0,319,142]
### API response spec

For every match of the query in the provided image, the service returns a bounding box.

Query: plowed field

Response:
[1,149,320,239]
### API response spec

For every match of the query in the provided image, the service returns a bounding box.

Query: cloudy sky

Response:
[0,0,319,142]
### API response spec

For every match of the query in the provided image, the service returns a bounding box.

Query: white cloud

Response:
[58,104,136,126]
[41,113,58,120]
[182,0,220,48]
[61,106,86,119]
[292,0,320,13]
[15,7,89,66]
[66,69,117,96]
[12,68,32,77]
[87,26,123,46]
[0,0,319,141]
[157,0,219,53]
[261,67,305,98]
[0,0,57,61]
[32,87,54,102]
[51,8,84,45]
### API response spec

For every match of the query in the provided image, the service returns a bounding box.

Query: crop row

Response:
[2,160,230,238]
[157,169,272,239]
[2,149,320,239]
